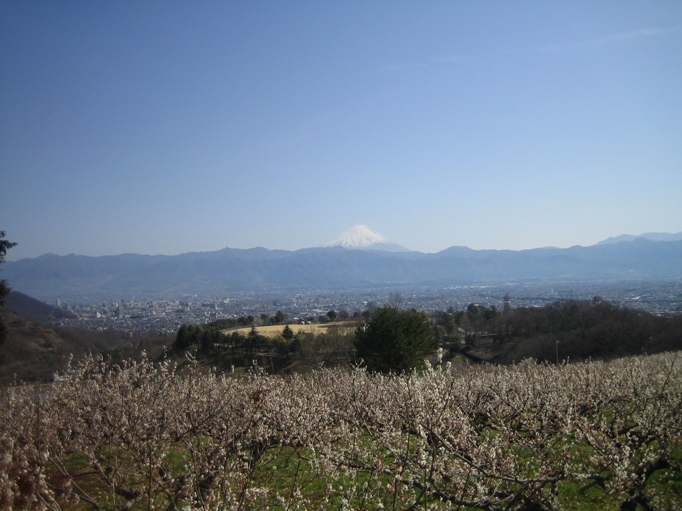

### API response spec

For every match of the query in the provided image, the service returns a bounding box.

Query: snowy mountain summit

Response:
[323,225,409,252]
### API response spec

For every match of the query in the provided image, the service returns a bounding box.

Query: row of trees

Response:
[170,306,437,374]
[429,298,682,363]
[170,298,682,374]
[3,351,680,510]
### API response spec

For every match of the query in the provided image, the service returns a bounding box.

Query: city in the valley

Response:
[53,280,682,335]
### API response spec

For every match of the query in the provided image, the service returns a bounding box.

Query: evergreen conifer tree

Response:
[354,306,436,373]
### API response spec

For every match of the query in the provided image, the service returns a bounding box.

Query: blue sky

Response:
[2,1,681,260]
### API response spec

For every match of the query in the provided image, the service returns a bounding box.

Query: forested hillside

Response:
[169,299,682,374]
[449,299,682,364]
[0,311,170,383]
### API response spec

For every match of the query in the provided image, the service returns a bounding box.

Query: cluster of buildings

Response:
[52,280,681,335]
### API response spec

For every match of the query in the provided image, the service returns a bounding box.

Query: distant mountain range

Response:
[3,228,682,301]
[596,232,682,245]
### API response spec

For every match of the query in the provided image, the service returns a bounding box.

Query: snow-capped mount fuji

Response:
[323,225,410,252]
[5,232,682,299]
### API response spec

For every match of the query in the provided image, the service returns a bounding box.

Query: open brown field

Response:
[226,320,357,337]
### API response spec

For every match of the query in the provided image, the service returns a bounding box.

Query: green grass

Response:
[45,432,681,511]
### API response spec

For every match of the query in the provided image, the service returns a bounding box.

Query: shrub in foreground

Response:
[1,352,681,510]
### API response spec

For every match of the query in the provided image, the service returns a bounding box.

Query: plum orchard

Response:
[1,352,681,510]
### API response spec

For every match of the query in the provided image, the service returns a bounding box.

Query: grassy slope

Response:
[226,321,357,338]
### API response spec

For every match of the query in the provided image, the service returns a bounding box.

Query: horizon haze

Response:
[2,2,681,260]
[6,224,682,261]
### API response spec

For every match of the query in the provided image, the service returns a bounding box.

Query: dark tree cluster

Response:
[0,231,17,355]
[481,299,682,363]
[354,306,437,373]
[431,307,463,357]
[433,297,682,364]
[208,315,254,330]
[259,310,287,326]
